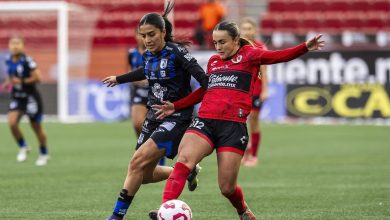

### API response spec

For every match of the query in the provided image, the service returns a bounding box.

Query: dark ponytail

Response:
[214,20,253,47]
[138,0,190,47]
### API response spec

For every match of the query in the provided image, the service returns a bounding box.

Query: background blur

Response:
[0,0,389,123]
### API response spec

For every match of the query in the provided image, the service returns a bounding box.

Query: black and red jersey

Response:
[198,43,308,123]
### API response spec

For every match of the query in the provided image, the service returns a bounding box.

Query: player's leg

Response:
[162,132,213,203]
[131,104,147,137]
[143,163,173,184]
[26,93,48,165]
[217,152,256,219]
[8,110,29,162]
[30,118,49,166]
[244,109,261,166]
[109,138,166,220]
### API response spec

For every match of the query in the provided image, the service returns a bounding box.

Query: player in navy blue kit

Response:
[102,2,208,219]
[1,36,49,166]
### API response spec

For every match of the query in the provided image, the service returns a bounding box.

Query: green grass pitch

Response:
[0,122,389,219]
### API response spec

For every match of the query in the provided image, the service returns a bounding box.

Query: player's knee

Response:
[219,183,235,197]
[128,153,147,174]
[177,152,195,169]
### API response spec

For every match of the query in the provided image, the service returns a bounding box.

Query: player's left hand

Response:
[306,34,325,51]
[152,101,175,120]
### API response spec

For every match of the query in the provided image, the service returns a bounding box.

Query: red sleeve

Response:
[173,87,206,111]
[251,43,308,65]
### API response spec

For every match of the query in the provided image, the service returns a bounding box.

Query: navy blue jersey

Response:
[128,48,143,69]
[142,42,208,121]
[5,54,38,98]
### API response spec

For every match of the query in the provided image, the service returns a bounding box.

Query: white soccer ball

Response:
[157,199,193,220]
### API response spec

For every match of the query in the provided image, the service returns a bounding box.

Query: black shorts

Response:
[136,118,191,159]
[251,96,263,111]
[8,93,43,123]
[130,84,148,106]
[186,117,249,155]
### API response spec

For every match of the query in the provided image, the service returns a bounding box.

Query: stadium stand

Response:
[261,0,390,34]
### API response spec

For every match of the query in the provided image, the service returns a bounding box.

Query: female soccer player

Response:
[152,21,324,219]
[102,2,208,220]
[2,36,49,166]
[240,17,268,166]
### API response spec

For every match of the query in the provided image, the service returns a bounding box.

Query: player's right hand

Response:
[152,101,175,120]
[102,76,118,87]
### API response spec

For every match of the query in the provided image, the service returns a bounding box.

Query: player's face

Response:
[8,38,25,56]
[240,22,256,41]
[213,30,240,60]
[139,24,166,54]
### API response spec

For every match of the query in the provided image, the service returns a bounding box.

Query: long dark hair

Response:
[214,20,253,47]
[138,1,190,46]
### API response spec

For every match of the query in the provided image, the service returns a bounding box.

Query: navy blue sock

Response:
[17,138,27,148]
[113,189,134,217]
[40,146,48,155]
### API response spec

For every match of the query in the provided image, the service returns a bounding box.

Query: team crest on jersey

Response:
[16,64,24,75]
[160,59,168,69]
[231,54,243,64]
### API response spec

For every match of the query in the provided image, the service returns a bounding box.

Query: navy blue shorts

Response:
[8,93,43,123]
[136,118,191,159]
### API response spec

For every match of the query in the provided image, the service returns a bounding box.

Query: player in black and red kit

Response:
[102,2,208,220]
[1,36,49,166]
[152,21,324,219]
[240,17,268,166]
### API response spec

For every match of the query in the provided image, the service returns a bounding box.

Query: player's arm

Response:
[255,34,324,65]
[23,68,41,84]
[10,76,22,85]
[152,86,207,120]
[102,67,146,87]
[260,65,268,101]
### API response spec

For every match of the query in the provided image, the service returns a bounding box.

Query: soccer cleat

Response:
[239,207,257,220]
[187,164,201,191]
[35,154,50,166]
[16,147,30,162]
[148,209,158,220]
[106,214,123,220]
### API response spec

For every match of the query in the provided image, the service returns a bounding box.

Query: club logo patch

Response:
[231,54,242,64]
[160,59,168,69]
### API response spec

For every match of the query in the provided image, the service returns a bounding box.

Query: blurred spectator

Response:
[195,0,225,49]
